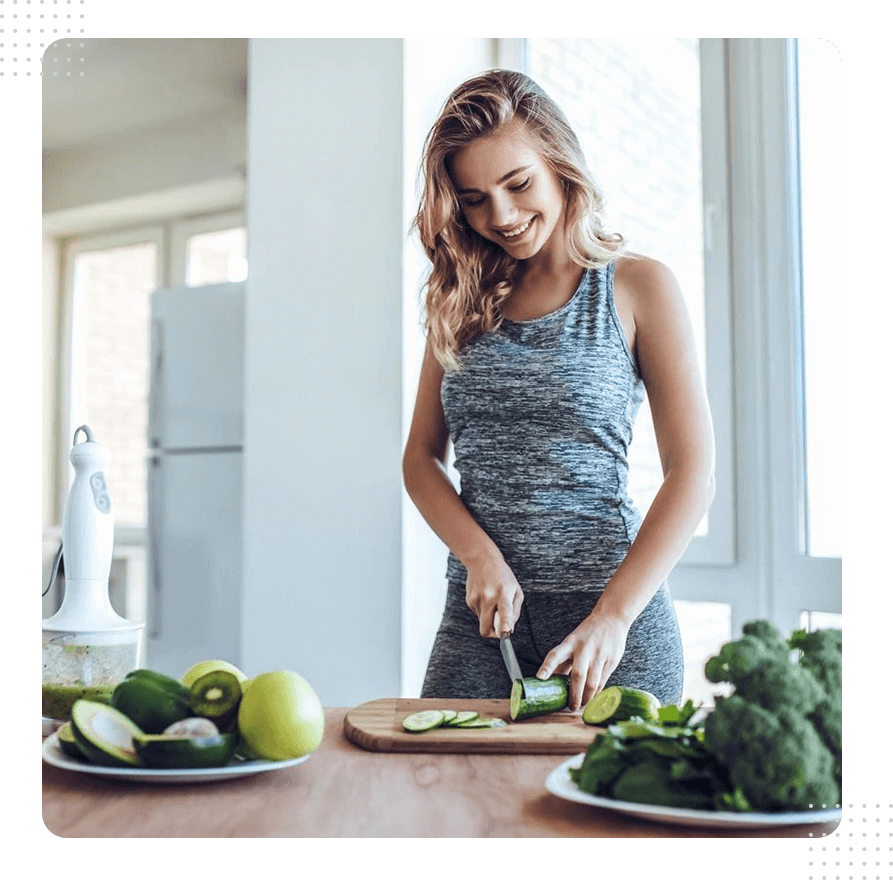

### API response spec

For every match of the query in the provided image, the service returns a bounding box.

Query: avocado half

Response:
[134,732,238,769]
[70,699,144,768]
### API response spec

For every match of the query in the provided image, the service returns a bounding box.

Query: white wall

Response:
[243,39,405,707]
[42,111,246,215]
[400,39,498,697]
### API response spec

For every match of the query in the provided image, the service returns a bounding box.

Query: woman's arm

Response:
[537,257,716,709]
[403,338,524,637]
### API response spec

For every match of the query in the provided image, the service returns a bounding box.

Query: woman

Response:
[402,69,715,711]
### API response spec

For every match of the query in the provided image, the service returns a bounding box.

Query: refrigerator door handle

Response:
[147,452,162,640]
[148,319,164,449]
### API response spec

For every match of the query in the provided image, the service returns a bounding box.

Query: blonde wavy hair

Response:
[413,68,625,370]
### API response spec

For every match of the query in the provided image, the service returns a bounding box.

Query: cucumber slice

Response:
[438,709,459,724]
[510,676,569,720]
[581,687,622,724]
[402,710,446,732]
[454,717,507,728]
[445,711,479,726]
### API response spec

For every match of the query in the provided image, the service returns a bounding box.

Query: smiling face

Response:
[448,121,568,266]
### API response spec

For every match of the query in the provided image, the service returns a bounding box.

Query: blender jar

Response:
[42,624,144,725]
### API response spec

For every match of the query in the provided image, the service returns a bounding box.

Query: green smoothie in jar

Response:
[42,683,116,721]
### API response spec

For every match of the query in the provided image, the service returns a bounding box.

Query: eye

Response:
[509,177,531,192]
[461,196,485,208]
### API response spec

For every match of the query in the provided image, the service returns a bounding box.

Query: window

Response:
[517,39,842,694]
[725,38,842,631]
[53,210,247,531]
[63,228,163,527]
[56,212,247,531]
[526,39,736,567]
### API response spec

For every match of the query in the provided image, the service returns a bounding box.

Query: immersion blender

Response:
[42,425,144,730]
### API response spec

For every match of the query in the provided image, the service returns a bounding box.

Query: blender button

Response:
[95,494,111,513]
[90,473,107,491]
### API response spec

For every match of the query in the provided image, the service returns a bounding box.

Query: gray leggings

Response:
[421,580,684,705]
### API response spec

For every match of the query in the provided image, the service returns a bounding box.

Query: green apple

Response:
[236,670,324,760]
[182,659,248,693]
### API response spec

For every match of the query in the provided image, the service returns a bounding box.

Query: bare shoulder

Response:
[613,253,681,301]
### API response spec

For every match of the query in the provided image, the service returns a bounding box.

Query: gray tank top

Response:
[440,260,645,590]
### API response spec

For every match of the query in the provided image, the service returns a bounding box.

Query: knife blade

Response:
[494,611,526,696]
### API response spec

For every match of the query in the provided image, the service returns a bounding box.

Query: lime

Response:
[236,670,324,760]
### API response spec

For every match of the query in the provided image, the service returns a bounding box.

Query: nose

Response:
[489,192,518,228]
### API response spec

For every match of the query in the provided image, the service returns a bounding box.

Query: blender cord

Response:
[43,542,63,598]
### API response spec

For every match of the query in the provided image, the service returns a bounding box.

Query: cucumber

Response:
[582,686,661,725]
[438,709,458,724]
[509,676,569,720]
[402,710,446,732]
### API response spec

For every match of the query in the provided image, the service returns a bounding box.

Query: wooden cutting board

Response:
[343,698,601,754]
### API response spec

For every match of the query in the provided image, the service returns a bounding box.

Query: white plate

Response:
[42,731,310,784]
[546,753,842,829]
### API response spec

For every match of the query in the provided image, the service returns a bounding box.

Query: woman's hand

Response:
[536,608,630,711]
[464,552,524,638]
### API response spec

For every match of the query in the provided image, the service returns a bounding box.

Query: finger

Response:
[495,602,513,638]
[581,681,597,708]
[511,590,524,628]
[568,663,590,711]
[480,605,496,638]
[537,644,571,680]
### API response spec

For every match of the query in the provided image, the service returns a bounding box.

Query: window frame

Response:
[169,209,247,286]
[57,223,166,540]
[749,38,842,624]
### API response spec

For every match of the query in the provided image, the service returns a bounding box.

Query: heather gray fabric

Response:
[422,261,684,703]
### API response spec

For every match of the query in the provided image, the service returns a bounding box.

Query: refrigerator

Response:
[146,281,244,678]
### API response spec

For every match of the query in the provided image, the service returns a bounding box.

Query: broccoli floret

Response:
[702,621,843,812]
[789,627,842,786]
[732,656,827,715]
[791,628,842,696]
[703,694,839,811]
[704,635,778,686]
[790,627,842,656]
[742,619,791,656]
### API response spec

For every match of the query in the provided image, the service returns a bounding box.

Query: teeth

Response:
[501,218,532,238]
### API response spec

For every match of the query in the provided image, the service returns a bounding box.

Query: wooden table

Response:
[42,707,838,838]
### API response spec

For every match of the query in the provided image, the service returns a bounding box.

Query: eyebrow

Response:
[454,165,533,195]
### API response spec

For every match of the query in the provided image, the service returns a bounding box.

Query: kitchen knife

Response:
[494,611,525,696]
